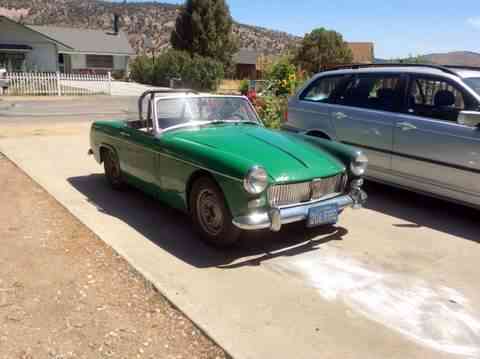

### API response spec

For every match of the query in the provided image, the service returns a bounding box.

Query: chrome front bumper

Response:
[232,188,367,231]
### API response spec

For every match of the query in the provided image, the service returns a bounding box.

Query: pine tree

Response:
[171,0,238,67]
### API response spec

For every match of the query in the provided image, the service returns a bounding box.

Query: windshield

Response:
[155,97,260,130]
[465,78,480,96]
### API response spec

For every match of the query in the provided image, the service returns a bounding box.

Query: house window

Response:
[0,53,26,72]
[86,55,113,69]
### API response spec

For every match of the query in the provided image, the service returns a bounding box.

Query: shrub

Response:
[111,70,126,81]
[262,56,307,97]
[238,79,249,95]
[255,95,287,129]
[185,55,224,91]
[129,50,224,92]
[151,50,191,86]
[129,55,154,84]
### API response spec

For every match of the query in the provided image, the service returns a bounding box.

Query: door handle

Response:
[333,112,348,120]
[397,122,417,131]
[120,131,131,137]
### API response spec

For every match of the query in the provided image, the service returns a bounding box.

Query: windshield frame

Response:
[464,77,480,97]
[153,95,263,135]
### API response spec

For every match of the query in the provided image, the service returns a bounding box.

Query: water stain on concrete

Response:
[269,250,480,357]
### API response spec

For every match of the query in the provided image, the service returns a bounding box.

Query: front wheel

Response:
[190,177,241,247]
[103,148,125,190]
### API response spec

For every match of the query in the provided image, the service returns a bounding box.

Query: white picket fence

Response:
[4,72,112,96]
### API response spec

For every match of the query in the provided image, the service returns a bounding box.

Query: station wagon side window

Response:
[300,75,347,103]
[407,76,475,122]
[337,74,403,112]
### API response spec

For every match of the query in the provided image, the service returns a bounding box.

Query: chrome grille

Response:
[267,181,311,207]
[268,174,344,207]
[311,174,343,200]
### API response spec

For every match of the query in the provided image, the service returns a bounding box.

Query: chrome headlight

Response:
[244,166,268,195]
[350,153,368,177]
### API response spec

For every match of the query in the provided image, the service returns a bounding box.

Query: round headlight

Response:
[244,166,268,194]
[350,153,368,177]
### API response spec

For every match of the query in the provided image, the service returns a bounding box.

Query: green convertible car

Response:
[89,90,367,246]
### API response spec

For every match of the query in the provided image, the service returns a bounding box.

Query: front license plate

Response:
[307,203,338,227]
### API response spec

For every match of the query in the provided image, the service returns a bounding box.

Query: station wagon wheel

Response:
[190,176,241,247]
[103,148,125,190]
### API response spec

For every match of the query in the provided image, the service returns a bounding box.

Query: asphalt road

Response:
[1,98,479,359]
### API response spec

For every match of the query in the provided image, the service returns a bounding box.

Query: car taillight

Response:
[284,109,288,122]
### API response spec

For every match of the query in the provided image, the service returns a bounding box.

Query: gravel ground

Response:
[0,153,228,359]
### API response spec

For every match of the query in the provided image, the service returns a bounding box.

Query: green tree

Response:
[171,0,238,67]
[294,28,353,74]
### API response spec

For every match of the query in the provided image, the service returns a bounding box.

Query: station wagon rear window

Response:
[465,78,480,96]
[301,75,347,102]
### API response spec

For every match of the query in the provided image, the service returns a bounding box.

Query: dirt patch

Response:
[0,153,228,359]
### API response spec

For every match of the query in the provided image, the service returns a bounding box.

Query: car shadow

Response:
[364,181,480,243]
[67,174,348,269]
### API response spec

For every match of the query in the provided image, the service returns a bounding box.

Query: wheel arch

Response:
[185,170,218,212]
[99,143,118,163]
[304,129,333,140]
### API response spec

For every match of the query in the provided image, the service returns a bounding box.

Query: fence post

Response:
[107,71,112,95]
[56,71,61,96]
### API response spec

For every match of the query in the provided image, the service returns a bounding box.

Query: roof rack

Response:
[323,63,459,76]
[443,65,480,72]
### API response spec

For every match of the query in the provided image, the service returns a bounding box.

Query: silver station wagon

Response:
[286,64,480,208]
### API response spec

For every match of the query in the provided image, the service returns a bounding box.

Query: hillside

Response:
[421,51,480,67]
[376,51,480,67]
[0,0,301,55]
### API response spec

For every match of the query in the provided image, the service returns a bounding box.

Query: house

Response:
[0,15,134,74]
[346,42,375,64]
[233,48,259,79]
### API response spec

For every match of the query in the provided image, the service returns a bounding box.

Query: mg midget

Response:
[89,90,367,246]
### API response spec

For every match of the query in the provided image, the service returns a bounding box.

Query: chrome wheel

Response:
[196,188,224,236]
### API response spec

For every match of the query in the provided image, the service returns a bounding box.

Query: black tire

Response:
[189,176,241,247]
[103,148,125,190]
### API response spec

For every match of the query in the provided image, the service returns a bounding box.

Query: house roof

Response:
[347,42,374,64]
[27,25,135,55]
[233,49,258,65]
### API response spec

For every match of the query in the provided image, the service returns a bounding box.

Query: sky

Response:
[118,0,480,59]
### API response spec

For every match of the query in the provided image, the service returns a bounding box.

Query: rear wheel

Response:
[190,176,241,247]
[103,148,125,190]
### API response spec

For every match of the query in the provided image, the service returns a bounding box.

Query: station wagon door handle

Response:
[120,131,131,137]
[397,122,417,131]
[333,112,348,120]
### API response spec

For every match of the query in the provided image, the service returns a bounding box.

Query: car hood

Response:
[166,124,345,183]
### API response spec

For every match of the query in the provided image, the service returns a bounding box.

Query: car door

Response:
[329,73,405,175]
[392,74,480,203]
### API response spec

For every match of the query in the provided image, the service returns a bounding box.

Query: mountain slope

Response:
[0,0,300,55]
[422,51,480,67]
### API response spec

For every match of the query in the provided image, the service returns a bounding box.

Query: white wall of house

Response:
[0,17,59,72]
[64,53,129,72]
[70,54,86,69]
[113,55,128,72]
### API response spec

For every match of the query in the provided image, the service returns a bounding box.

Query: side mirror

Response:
[458,111,480,128]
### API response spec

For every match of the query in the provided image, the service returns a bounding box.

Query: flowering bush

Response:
[252,57,306,129]
[254,95,287,129]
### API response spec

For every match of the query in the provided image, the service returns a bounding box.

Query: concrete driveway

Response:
[1,105,479,359]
